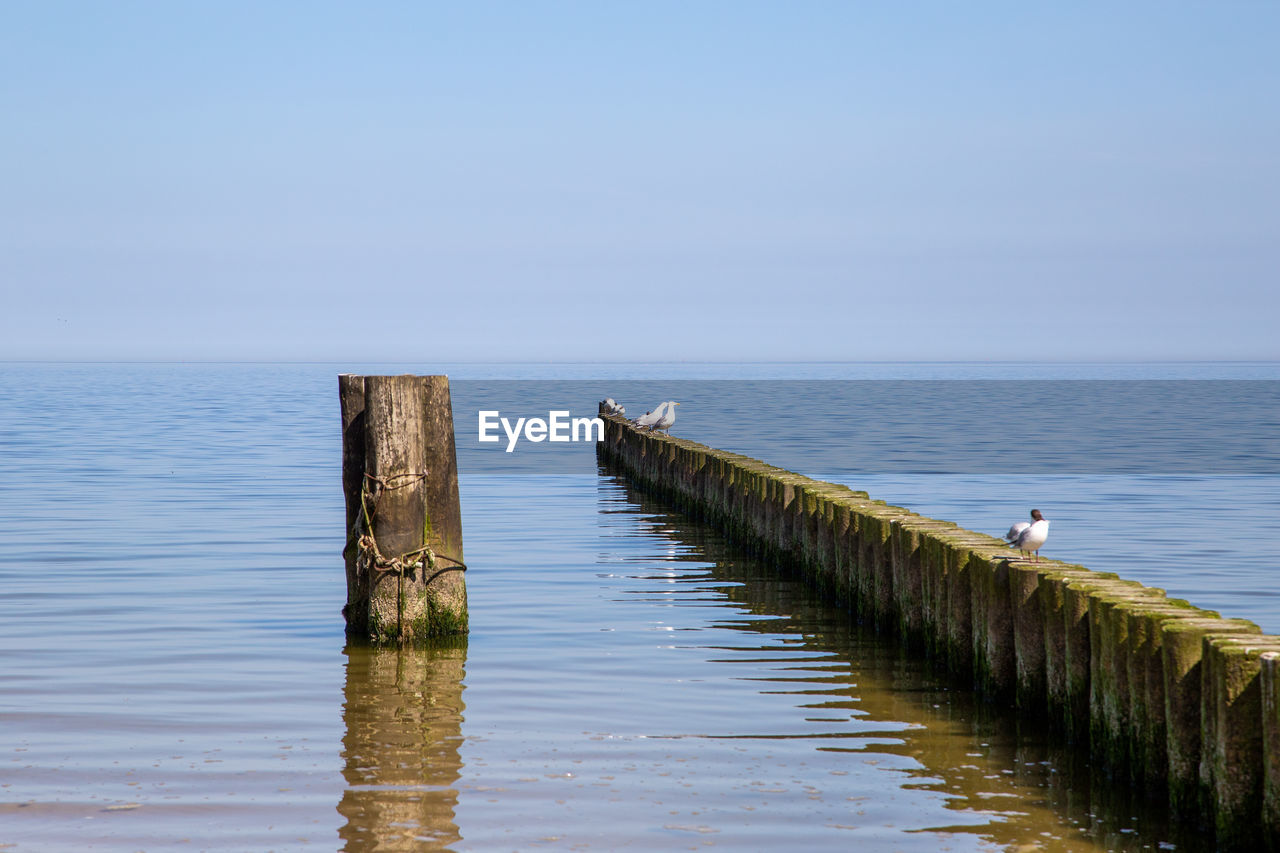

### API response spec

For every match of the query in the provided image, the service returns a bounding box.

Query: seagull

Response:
[653,401,680,433]
[1005,509,1050,561]
[602,397,625,416]
[634,402,666,430]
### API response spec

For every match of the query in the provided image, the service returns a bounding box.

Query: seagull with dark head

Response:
[1005,508,1050,561]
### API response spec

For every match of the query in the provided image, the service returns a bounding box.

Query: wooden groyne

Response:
[597,409,1280,850]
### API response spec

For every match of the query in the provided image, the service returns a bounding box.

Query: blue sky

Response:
[2,2,1277,362]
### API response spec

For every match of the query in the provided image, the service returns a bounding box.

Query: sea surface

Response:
[1,362,1278,851]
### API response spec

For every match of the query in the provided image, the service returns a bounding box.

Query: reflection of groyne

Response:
[338,643,466,851]
[605,472,1200,850]
[598,410,1280,850]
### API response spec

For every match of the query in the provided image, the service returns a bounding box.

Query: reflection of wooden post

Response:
[338,643,466,848]
[340,374,466,640]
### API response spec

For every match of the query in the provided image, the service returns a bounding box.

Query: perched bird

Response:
[602,397,625,416]
[653,400,680,433]
[1005,509,1050,560]
[634,402,667,429]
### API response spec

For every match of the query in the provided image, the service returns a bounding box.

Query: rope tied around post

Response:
[362,471,430,491]
[347,469,468,575]
[352,532,469,581]
[346,467,467,640]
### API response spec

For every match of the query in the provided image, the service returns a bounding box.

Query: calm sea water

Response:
[1,362,1277,851]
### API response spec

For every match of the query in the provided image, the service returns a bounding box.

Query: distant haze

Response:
[2,3,1277,362]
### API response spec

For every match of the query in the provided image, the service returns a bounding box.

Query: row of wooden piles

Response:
[598,407,1280,850]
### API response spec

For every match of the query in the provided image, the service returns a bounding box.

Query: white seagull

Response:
[653,401,680,433]
[634,402,667,430]
[602,397,625,416]
[1005,509,1050,561]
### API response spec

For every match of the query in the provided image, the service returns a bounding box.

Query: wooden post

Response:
[340,374,466,641]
